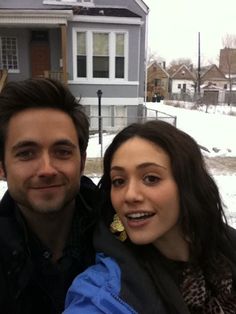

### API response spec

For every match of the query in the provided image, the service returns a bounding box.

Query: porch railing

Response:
[43,70,67,83]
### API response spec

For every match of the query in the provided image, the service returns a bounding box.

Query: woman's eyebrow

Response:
[111,162,167,172]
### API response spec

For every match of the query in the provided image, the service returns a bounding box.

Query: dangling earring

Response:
[110,214,127,242]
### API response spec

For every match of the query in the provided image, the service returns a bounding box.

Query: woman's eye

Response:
[143,175,160,185]
[111,178,125,187]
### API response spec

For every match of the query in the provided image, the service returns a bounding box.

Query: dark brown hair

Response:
[100,120,228,262]
[0,78,89,162]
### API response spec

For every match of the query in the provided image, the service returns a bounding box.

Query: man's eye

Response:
[143,175,160,185]
[55,149,73,159]
[16,151,35,161]
[111,178,125,187]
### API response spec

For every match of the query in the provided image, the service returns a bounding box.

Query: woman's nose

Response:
[124,180,143,203]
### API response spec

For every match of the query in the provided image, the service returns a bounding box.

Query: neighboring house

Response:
[201,64,227,90]
[0,0,149,130]
[168,64,196,96]
[146,61,169,101]
[200,83,225,105]
[219,47,236,75]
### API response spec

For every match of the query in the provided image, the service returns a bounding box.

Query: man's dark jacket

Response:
[0,176,100,314]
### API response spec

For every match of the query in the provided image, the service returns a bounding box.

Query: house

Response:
[201,64,227,90]
[146,61,169,102]
[219,47,236,75]
[0,0,149,130]
[168,64,196,98]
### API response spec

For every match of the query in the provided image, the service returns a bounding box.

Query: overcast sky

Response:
[144,0,236,66]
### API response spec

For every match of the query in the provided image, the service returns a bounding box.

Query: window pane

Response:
[77,32,86,55]
[77,56,86,77]
[115,34,125,78]
[115,57,124,78]
[93,33,108,56]
[93,56,109,78]
[76,32,86,77]
[116,34,124,56]
[93,33,109,77]
[0,37,18,70]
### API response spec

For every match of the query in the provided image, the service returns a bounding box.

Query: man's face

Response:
[2,108,85,216]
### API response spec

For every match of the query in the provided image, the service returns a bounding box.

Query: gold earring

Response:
[110,214,127,242]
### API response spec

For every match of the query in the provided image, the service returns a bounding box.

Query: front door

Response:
[30,31,50,78]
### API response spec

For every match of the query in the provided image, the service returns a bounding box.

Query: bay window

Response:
[74,29,127,81]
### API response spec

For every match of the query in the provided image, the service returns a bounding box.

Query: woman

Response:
[64,120,236,314]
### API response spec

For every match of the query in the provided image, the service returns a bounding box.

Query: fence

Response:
[84,110,177,175]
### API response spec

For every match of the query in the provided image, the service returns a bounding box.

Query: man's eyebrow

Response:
[12,141,38,151]
[53,139,78,148]
[12,139,78,151]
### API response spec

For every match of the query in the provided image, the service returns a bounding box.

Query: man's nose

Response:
[37,154,57,177]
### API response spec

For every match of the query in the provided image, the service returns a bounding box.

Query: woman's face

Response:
[110,137,184,252]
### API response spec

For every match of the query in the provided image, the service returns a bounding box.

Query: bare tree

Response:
[169,58,193,67]
[147,49,165,66]
[221,34,236,108]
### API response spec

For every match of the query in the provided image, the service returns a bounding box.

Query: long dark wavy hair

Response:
[100,120,229,263]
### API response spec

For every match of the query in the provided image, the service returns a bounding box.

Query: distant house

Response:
[168,64,196,96]
[146,61,169,102]
[201,64,227,90]
[200,65,227,104]
[219,47,236,75]
[0,0,149,130]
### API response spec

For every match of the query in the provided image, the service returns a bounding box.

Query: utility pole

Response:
[197,32,201,96]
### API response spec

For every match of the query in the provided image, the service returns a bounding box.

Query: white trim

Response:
[43,0,95,7]
[0,9,72,25]
[78,97,141,106]
[68,79,139,85]
[7,69,20,74]
[72,15,143,25]
[135,0,149,14]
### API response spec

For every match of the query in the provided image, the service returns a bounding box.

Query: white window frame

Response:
[0,36,19,73]
[72,28,128,84]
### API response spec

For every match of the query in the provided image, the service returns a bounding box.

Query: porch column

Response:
[60,24,68,84]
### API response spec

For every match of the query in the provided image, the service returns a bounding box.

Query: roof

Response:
[73,7,141,18]
[168,64,196,80]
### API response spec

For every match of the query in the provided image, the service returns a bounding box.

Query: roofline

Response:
[135,0,149,14]
[72,15,143,25]
[201,64,226,79]
[171,64,196,80]
[147,61,169,77]
[0,9,73,25]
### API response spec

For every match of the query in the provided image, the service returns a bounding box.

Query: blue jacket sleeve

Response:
[63,253,137,314]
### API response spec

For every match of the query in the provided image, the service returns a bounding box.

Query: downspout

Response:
[60,24,68,84]
[144,6,150,108]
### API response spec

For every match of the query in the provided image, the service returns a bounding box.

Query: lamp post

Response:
[96,89,102,146]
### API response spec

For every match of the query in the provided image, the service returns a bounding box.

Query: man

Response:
[0,78,100,314]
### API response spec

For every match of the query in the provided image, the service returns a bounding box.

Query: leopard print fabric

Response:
[179,256,236,313]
